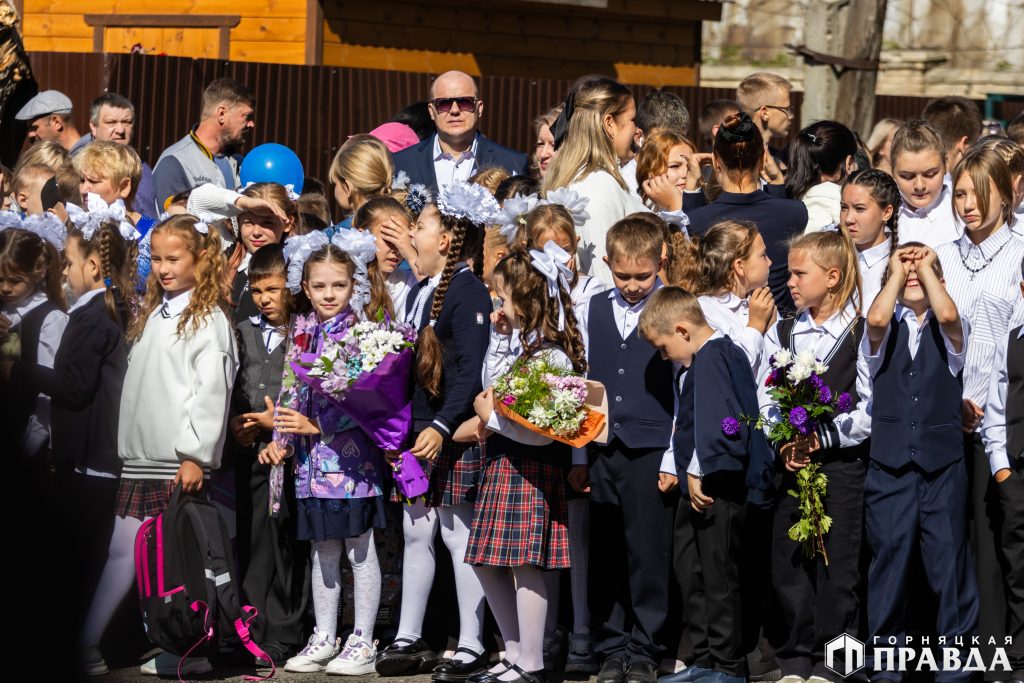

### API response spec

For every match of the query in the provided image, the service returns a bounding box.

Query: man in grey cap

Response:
[16,89,86,154]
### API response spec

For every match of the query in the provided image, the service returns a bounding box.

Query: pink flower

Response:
[502,395,516,406]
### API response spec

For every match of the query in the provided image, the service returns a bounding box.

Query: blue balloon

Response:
[239,143,304,192]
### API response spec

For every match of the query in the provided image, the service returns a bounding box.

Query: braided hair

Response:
[415,206,485,398]
[842,168,901,254]
[68,219,136,329]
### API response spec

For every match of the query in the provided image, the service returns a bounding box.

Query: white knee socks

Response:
[396,499,438,641]
[81,515,143,648]
[512,567,548,675]
[439,504,486,660]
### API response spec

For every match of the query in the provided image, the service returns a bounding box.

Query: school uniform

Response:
[232,314,309,651]
[231,252,259,324]
[575,283,676,667]
[984,325,1024,678]
[801,181,842,233]
[698,292,766,376]
[404,264,492,507]
[897,185,962,249]
[761,304,872,683]
[465,332,571,569]
[857,240,891,312]
[674,332,774,678]
[937,226,1024,667]
[863,306,977,683]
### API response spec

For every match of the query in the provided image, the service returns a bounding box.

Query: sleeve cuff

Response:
[660,450,677,475]
[431,419,452,437]
[572,447,588,466]
[817,422,839,450]
[990,451,1011,476]
[685,452,702,477]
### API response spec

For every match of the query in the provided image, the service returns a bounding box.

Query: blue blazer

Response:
[686,190,807,315]
[393,133,529,192]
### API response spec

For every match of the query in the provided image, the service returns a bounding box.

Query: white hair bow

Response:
[68,193,140,241]
[284,184,300,201]
[392,170,411,191]
[498,193,540,245]
[0,210,22,231]
[330,229,378,319]
[283,231,329,294]
[21,213,68,249]
[193,221,209,234]
[437,181,502,227]
[541,188,590,228]
[529,240,574,331]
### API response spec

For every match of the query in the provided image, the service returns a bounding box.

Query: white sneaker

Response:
[140,651,213,676]
[80,646,108,676]
[807,677,832,683]
[326,633,378,676]
[285,631,342,673]
[778,677,806,683]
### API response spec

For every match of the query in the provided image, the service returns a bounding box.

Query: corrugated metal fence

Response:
[21,51,1020,185]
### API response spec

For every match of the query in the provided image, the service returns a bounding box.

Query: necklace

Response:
[958,238,1008,281]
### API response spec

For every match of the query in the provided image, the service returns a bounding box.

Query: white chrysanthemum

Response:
[772,350,794,368]
[788,362,812,383]
[796,349,816,368]
[814,360,828,375]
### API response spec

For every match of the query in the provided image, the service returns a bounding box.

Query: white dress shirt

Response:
[432,134,479,189]
[621,157,640,196]
[862,304,968,378]
[983,325,1024,474]
[248,314,285,353]
[897,185,963,248]
[937,226,1024,418]
[386,269,419,320]
[571,274,606,308]
[757,303,873,450]
[697,291,765,376]
[3,291,69,455]
[801,181,842,233]
[857,239,892,312]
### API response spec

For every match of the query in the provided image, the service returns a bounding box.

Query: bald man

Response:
[393,70,528,192]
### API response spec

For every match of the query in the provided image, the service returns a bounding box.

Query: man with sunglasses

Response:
[393,70,527,192]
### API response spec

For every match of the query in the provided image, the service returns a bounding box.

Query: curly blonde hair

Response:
[130,214,230,340]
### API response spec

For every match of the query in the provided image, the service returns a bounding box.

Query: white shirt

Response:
[565,169,651,288]
[573,281,679,473]
[697,292,765,376]
[248,314,285,353]
[402,270,444,326]
[898,185,963,248]
[801,181,842,233]
[936,226,1024,416]
[621,157,640,196]
[67,287,105,314]
[386,269,419,320]
[1011,205,1024,239]
[3,291,69,455]
[858,239,892,311]
[757,303,873,450]
[862,304,968,378]
[983,325,1024,474]
[570,274,605,308]
[432,134,479,188]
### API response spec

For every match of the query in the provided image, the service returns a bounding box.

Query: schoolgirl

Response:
[839,169,901,309]
[353,195,422,317]
[784,121,858,233]
[890,120,960,248]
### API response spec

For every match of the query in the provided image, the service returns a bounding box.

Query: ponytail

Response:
[786,121,857,200]
[788,228,862,315]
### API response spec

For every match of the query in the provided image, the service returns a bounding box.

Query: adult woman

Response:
[532,104,563,180]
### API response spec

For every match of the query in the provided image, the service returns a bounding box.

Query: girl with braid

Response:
[7,217,134,668]
[839,169,901,310]
[376,182,494,680]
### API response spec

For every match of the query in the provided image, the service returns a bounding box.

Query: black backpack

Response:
[134,485,276,679]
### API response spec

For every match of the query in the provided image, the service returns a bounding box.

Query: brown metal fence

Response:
[19,51,1020,186]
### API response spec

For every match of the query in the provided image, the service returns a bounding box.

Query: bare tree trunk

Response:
[835,0,888,137]
[801,0,847,124]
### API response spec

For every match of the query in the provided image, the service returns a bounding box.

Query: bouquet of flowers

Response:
[291,314,417,451]
[492,357,606,448]
[0,331,20,360]
[723,349,853,565]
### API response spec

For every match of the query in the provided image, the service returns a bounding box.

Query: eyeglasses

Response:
[431,97,478,114]
[764,105,795,119]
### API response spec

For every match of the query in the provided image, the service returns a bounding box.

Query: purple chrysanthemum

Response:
[837,392,853,413]
[789,406,809,431]
[721,417,741,437]
[818,384,832,404]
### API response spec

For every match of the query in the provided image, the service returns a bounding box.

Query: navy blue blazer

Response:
[686,190,807,315]
[393,133,529,192]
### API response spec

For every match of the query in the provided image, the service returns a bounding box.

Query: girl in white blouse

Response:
[840,169,901,310]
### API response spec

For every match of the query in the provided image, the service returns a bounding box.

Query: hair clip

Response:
[193,221,210,235]
[498,193,540,245]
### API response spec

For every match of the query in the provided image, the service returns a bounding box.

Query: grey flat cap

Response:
[16,90,73,121]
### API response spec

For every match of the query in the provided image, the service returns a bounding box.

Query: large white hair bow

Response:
[498,193,540,245]
[437,180,502,227]
[541,188,590,228]
[330,229,378,318]
[20,213,68,249]
[283,231,329,294]
[529,240,574,331]
[67,193,140,241]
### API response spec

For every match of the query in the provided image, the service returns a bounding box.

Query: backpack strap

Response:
[235,605,277,681]
[178,600,215,683]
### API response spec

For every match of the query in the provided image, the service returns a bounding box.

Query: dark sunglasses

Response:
[432,96,477,113]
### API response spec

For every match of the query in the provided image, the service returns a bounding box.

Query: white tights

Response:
[81,515,142,648]
[311,530,381,644]
[474,565,548,679]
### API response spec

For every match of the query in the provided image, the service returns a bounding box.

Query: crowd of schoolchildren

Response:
[2,69,1024,683]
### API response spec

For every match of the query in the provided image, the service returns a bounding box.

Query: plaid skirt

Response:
[390,438,482,508]
[115,479,177,520]
[465,445,570,569]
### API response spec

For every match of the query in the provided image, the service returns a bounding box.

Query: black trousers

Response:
[997,455,1024,678]
[675,471,748,676]
[589,440,675,666]
[241,455,310,648]
[965,433,1010,680]
[772,451,865,683]
[864,459,977,683]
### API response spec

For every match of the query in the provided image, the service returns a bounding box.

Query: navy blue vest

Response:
[869,317,963,473]
[1,300,59,455]
[1006,325,1024,462]
[586,295,674,449]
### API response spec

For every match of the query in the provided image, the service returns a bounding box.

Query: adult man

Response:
[15,90,87,154]
[393,70,527,191]
[735,72,794,163]
[80,93,156,217]
[152,78,254,213]
[922,96,983,174]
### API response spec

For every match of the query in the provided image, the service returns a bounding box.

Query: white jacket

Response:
[801,181,842,233]
[568,169,649,288]
[118,290,238,479]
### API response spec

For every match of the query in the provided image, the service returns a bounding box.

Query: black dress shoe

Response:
[504,663,548,683]
[597,657,628,683]
[467,659,514,683]
[433,648,490,682]
[375,637,439,677]
[626,661,658,683]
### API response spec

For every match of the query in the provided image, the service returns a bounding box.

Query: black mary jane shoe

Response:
[432,648,490,682]
[504,663,549,683]
[375,637,440,677]
[467,659,514,683]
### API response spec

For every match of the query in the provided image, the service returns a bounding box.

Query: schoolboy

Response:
[12,163,55,215]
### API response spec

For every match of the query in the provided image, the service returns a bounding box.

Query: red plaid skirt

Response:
[465,447,570,569]
[390,439,482,508]
[115,479,176,520]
